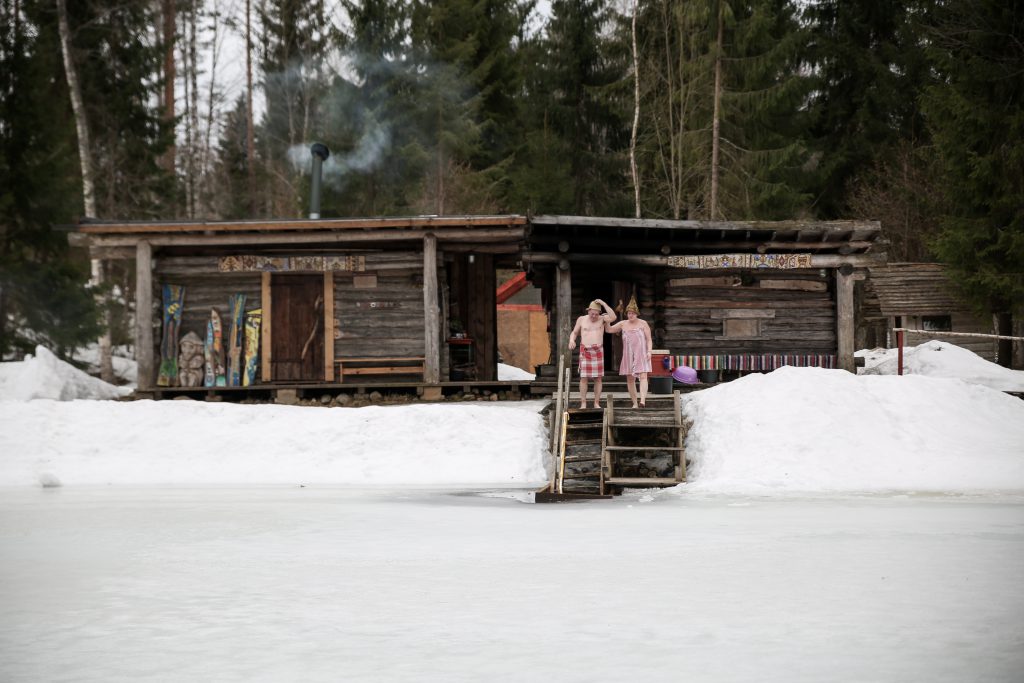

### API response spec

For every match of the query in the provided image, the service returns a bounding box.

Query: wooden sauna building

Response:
[71,214,885,399]
[859,262,999,361]
[71,215,530,399]
[523,215,885,391]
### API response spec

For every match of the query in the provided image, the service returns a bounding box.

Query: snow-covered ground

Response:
[857,339,1024,391]
[497,361,535,380]
[72,343,138,387]
[1,341,1021,493]
[0,346,132,401]
[1,341,1022,681]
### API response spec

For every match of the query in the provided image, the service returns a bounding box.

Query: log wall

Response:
[153,258,263,341]
[154,251,447,377]
[658,269,836,355]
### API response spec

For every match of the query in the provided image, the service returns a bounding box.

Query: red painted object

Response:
[650,350,672,377]
[496,272,529,304]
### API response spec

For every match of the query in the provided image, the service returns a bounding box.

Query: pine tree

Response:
[804,0,931,218]
[624,0,809,221]
[922,0,1024,362]
[514,0,629,215]
[258,0,333,217]
[0,0,99,357]
[69,0,175,219]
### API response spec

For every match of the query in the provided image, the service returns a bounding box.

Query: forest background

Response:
[0,0,1021,363]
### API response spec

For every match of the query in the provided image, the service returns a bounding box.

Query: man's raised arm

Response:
[595,298,616,323]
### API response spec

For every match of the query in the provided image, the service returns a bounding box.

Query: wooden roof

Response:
[77,214,527,235]
[528,216,883,255]
[868,263,968,315]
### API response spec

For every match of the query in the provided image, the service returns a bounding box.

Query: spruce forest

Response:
[0,0,1021,358]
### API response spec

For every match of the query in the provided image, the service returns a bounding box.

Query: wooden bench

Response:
[335,357,426,382]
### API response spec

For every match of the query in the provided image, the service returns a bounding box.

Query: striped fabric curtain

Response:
[670,355,838,371]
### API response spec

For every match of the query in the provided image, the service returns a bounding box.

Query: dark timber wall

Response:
[658,268,835,355]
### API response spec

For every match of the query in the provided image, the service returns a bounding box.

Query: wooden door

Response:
[271,274,324,381]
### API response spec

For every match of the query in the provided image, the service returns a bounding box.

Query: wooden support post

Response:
[836,268,855,372]
[261,271,271,382]
[324,271,334,381]
[423,234,441,384]
[555,261,572,365]
[897,329,904,376]
[134,241,154,391]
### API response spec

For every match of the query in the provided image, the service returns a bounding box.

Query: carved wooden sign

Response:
[667,253,812,269]
[218,255,366,272]
[355,301,398,309]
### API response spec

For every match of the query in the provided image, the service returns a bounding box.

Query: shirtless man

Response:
[568,299,616,409]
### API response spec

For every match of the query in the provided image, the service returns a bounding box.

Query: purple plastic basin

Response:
[672,365,698,384]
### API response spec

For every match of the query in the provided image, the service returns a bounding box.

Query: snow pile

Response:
[857,340,1024,391]
[73,343,138,386]
[0,400,549,487]
[680,366,1024,494]
[0,346,131,401]
[497,362,535,380]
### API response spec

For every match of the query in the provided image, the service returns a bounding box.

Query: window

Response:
[723,318,761,337]
[714,310,775,340]
[922,315,952,331]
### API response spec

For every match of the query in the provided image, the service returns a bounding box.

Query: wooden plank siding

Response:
[149,269,264,346]
[331,256,427,360]
[658,269,835,355]
[867,263,996,360]
[153,250,448,382]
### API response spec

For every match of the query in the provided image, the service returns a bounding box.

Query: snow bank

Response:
[497,362,535,380]
[0,400,550,487]
[857,340,1024,391]
[73,343,138,386]
[0,346,131,401]
[679,366,1024,494]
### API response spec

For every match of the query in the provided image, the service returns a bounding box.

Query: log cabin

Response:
[69,213,885,399]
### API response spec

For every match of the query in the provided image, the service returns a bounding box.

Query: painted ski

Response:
[226,294,246,386]
[204,309,225,388]
[157,284,185,387]
[242,308,262,387]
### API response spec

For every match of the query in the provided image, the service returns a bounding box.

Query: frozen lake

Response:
[1,488,1022,682]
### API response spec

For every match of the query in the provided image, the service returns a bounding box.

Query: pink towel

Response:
[619,328,651,376]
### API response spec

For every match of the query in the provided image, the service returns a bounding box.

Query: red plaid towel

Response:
[578,344,604,378]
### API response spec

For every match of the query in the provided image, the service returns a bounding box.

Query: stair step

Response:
[606,446,685,452]
[605,477,679,486]
[562,472,601,480]
[565,439,602,447]
[564,454,601,463]
[567,423,602,430]
[610,422,682,428]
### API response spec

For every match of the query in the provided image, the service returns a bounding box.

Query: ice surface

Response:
[0,488,1021,682]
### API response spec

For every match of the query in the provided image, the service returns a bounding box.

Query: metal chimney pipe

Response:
[309,142,330,219]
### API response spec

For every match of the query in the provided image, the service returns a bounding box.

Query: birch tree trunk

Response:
[710,2,724,220]
[629,0,641,218]
[56,0,95,218]
[161,0,176,177]
[188,0,200,217]
[57,0,112,381]
[245,0,255,213]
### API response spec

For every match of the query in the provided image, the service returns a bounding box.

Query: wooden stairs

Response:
[536,357,689,503]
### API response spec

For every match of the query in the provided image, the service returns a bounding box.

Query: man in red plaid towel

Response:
[568,299,616,408]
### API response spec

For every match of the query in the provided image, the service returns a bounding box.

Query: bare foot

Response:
[592,403,601,409]
[631,403,638,409]
[639,401,646,408]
